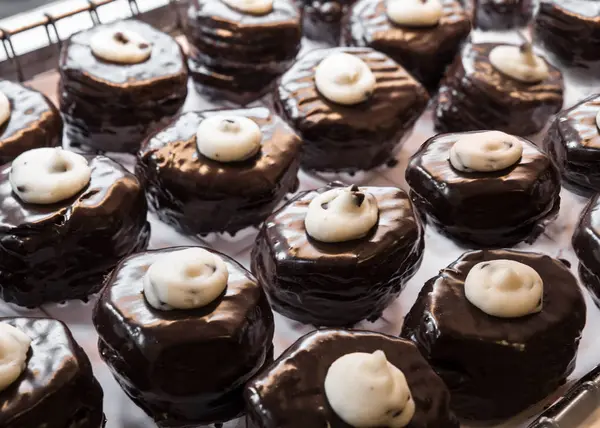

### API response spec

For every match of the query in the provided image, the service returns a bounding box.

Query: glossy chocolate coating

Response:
[251,183,424,326]
[573,194,600,307]
[275,47,429,172]
[245,329,459,428]
[0,81,62,165]
[434,43,564,136]
[186,0,301,105]
[401,249,586,421]
[406,131,561,247]
[0,155,150,307]
[473,0,533,30]
[59,20,188,153]
[0,317,104,428]
[93,247,274,427]
[534,0,600,70]
[136,107,301,236]
[342,0,471,89]
[544,94,600,195]
[301,0,356,45]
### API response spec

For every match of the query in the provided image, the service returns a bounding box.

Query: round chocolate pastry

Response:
[473,0,533,30]
[401,249,586,421]
[0,147,150,307]
[136,107,301,236]
[406,131,561,247]
[544,94,600,195]
[245,329,459,428]
[93,246,274,427]
[534,0,600,70]
[434,42,564,136]
[0,317,105,428]
[185,0,302,105]
[0,80,62,165]
[276,47,429,172]
[342,0,471,89]
[573,194,600,308]
[59,20,188,153]
[252,183,424,326]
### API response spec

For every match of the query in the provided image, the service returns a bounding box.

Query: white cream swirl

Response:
[596,110,600,132]
[464,259,544,318]
[221,0,274,14]
[449,131,523,172]
[90,29,152,64]
[143,248,229,311]
[315,52,376,105]
[305,185,379,243]
[196,115,262,162]
[0,323,31,393]
[325,350,415,427]
[9,148,92,205]
[386,0,443,27]
[489,43,550,83]
[0,91,10,127]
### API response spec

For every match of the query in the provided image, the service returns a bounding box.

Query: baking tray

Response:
[1,1,600,427]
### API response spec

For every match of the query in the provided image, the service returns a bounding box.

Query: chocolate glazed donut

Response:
[401,249,586,421]
[0,81,62,165]
[473,0,533,30]
[0,156,150,307]
[573,194,600,308]
[93,247,274,427]
[434,43,564,136]
[406,131,561,247]
[245,329,459,428]
[0,317,105,428]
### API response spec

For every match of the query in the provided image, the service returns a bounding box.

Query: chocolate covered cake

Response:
[406,130,561,247]
[573,194,600,307]
[401,249,586,421]
[93,246,274,427]
[136,107,301,236]
[59,20,188,153]
[252,183,424,326]
[0,148,150,307]
[473,0,533,30]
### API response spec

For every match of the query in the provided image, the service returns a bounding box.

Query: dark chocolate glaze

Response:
[59,20,188,153]
[0,317,104,428]
[544,94,600,195]
[573,194,600,307]
[275,47,429,172]
[245,329,459,428]
[401,249,586,421]
[342,0,471,89]
[301,0,356,45]
[534,0,600,70]
[473,0,533,30]
[0,81,62,165]
[93,247,274,427]
[185,0,301,105]
[251,183,424,326]
[434,43,564,136]
[406,131,561,247]
[0,155,150,307]
[136,107,301,236]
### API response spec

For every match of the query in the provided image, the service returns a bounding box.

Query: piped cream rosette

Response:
[386,0,443,28]
[221,0,274,15]
[489,43,549,83]
[196,115,262,162]
[90,29,152,64]
[0,323,31,393]
[315,53,376,105]
[449,131,523,172]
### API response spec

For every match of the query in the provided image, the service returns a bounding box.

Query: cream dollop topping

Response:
[196,115,262,162]
[596,110,600,132]
[315,52,376,105]
[90,29,152,64]
[489,43,550,83]
[449,131,523,172]
[221,0,274,14]
[0,323,31,393]
[305,185,379,243]
[464,259,544,318]
[325,351,415,427]
[0,91,10,128]
[143,248,229,311]
[10,148,92,205]
[386,0,443,27]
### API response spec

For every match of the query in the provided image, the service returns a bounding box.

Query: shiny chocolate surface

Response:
[93,247,274,426]
[0,80,62,165]
[275,47,429,172]
[573,194,600,307]
[136,107,301,236]
[245,329,459,428]
[401,249,586,420]
[342,0,471,88]
[434,42,564,136]
[406,131,561,247]
[473,0,533,30]
[544,94,600,194]
[251,183,424,326]
[0,317,104,428]
[0,155,150,307]
[59,20,188,153]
